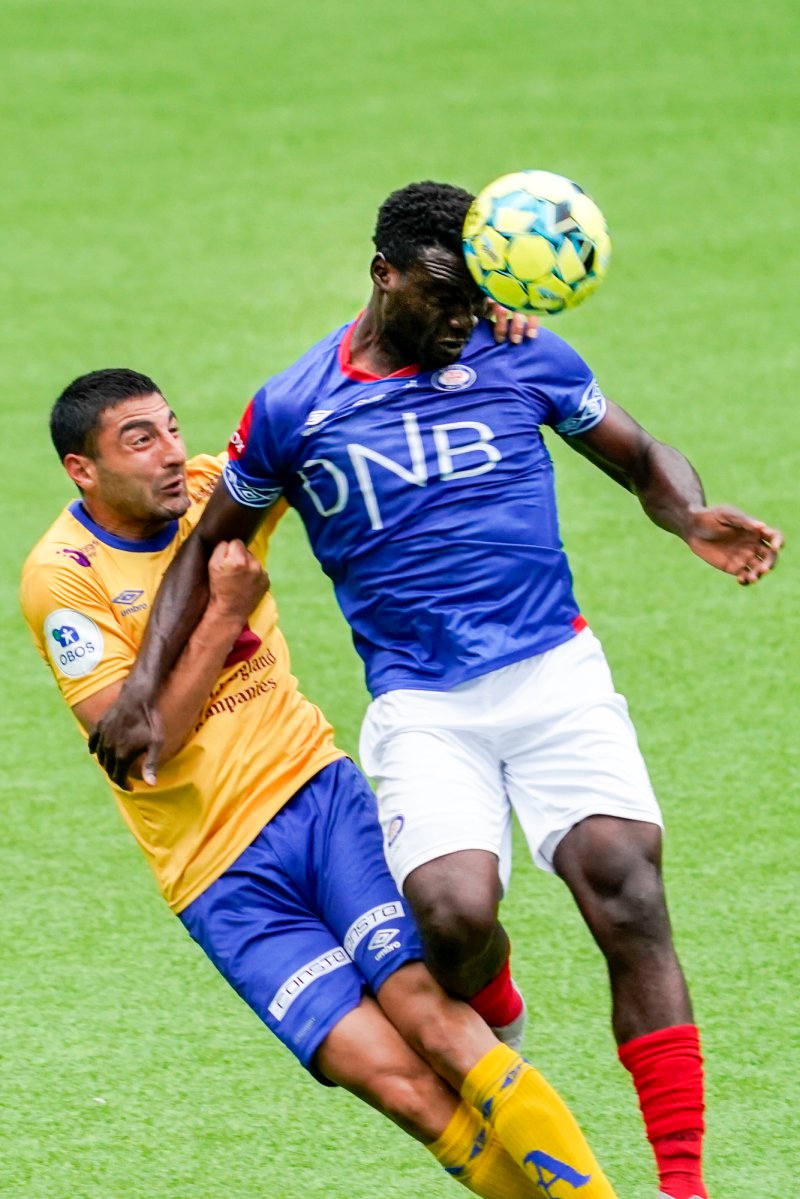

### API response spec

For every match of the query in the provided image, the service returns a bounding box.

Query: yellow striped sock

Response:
[429,1100,548,1199]
[461,1044,618,1199]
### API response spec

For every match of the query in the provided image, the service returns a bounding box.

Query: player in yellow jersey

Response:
[21,368,619,1199]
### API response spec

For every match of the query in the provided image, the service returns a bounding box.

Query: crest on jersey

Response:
[431,364,477,391]
[387,815,404,846]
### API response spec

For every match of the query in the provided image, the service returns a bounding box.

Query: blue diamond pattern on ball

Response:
[463,170,611,314]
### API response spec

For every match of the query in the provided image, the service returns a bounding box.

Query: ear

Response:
[63,452,96,493]
[370,252,395,292]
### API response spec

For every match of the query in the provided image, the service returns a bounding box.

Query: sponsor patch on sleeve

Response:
[555,378,607,436]
[43,609,104,678]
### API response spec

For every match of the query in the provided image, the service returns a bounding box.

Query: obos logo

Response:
[43,609,104,678]
[431,364,477,392]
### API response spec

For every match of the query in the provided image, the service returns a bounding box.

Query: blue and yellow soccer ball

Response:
[463,170,611,314]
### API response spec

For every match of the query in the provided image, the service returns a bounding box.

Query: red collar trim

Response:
[338,314,420,382]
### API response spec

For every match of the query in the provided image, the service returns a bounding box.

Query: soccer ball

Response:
[463,170,611,314]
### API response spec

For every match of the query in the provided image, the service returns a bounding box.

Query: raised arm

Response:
[89,482,265,789]
[564,398,783,582]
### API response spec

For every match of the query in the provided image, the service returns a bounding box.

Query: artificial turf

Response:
[1,1,797,1194]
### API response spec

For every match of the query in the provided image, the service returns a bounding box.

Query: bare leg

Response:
[316,992,557,1199]
[377,964,618,1199]
[315,992,459,1141]
[553,815,692,1044]
[375,961,497,1087]
[403,849,508,998]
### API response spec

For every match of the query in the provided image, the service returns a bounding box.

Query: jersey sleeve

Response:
[223,388,286,510]
[518,329,608,436]
[20,557,137,708]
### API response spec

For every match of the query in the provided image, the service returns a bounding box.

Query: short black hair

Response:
[374,181,475,270]
[49,368,162,461]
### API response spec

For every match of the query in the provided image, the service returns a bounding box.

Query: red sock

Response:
[618,1023,706,1199]
[468,957,523,1028]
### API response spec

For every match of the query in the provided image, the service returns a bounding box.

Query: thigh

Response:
[500,630,663,873]
[178,818,363,1081]
[359,690,511,891]
[296,758,427,996]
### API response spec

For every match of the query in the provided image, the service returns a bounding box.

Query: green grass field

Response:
[2,1,798,1194]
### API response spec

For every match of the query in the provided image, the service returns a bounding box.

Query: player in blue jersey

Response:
[92,182,783,1199]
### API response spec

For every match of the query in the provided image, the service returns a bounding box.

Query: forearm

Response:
[123,531,212,701]
[153,602,243,763]
[570,400,782,585]
[630,440,706,541]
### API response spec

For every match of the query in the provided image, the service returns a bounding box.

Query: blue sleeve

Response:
[517,328,608,436]
[223,387,286,509]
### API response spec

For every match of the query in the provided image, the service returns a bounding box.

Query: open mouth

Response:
[161,478,186,497]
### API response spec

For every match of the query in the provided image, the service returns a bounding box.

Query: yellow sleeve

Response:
[250,497,289,563]
[20,557,138,708]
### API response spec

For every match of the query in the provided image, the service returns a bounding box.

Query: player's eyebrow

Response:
[119,418,155,434]
[118,410,179,437]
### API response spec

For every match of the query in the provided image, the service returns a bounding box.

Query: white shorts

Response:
[359,628,662,891]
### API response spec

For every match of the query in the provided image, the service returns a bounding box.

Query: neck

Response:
[79,496,172,542]
[348,300,418,378]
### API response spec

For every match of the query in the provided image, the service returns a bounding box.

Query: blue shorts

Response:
[179,758,423,1080]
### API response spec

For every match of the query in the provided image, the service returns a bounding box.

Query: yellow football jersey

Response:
[20,454,343,912]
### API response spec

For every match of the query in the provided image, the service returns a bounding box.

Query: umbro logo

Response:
[112,589,148,615]
[367,928,400,952]
[112,590,144,605]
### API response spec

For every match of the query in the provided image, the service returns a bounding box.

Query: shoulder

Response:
[186,453,224,505]
[533,326,592,370]
[20,507,107,631]
[467,321,590,376]
[258,322,352,412]
[21,505,97,589]
[233,323,352,466]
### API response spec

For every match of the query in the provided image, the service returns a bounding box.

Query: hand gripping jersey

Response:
[20,455,342,912]
[224,320,607,698]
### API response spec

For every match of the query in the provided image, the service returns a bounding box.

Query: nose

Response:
[449,308,478,335]
[161,431,187,466]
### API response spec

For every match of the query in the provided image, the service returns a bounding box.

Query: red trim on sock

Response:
[468,958,523,1027]
[619,1024,706,1199]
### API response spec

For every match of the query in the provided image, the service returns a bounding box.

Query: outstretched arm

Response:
[89,482,265,789]
[565,399,784,583]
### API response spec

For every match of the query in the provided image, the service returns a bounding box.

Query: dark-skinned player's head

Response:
[370,182,486,369]
[373,181,475,270]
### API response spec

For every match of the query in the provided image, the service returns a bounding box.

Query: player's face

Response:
[379,247,486,369]
[88,394,189,535]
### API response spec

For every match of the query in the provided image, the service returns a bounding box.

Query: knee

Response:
[559,818,672,952]
[372,1064,444,1140]
[414,888,499,963]
[604,859,670,947]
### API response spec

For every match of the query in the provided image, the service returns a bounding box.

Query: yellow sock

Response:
[461,1044,618,1199]
[429,1100,548,1199]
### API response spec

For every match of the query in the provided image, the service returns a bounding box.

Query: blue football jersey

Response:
[225,318,607,697]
